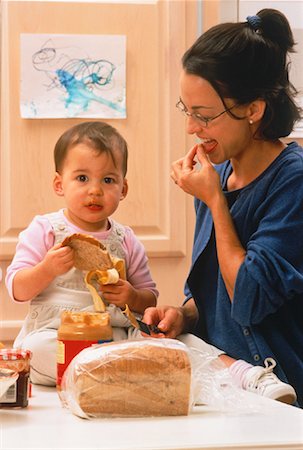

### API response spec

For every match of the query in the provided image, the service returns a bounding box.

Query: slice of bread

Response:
[61,233,113,271]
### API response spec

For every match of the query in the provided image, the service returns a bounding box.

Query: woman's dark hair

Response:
[182,8,302,139]
[54,121,128,175]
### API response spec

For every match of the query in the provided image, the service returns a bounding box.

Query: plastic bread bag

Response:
[188,346,262,414]
[60,338,258,419]
[61,338,195,419]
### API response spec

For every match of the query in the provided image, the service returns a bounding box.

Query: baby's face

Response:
[53,144,128,232]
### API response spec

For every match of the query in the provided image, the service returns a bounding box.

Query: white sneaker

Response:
[243,357,297,404]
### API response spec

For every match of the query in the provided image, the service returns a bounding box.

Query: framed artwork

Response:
[20,33,126,119]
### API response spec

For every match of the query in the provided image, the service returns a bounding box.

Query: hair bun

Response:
[246,15,262,32]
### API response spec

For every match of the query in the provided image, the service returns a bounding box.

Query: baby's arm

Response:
[6,216,74,302]
[13,243,74,302]
[101,226,158,314]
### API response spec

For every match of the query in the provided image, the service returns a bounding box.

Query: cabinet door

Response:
[0,0,192,258]
[0,0,197,341]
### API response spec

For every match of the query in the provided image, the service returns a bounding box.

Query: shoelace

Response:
[247,357,278,393]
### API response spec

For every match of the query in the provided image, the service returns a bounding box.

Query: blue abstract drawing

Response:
[20,34,126,119]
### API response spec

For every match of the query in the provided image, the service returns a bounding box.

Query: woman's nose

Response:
[186,116,204,135]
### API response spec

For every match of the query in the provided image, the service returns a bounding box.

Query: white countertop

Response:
[1,385,303,450]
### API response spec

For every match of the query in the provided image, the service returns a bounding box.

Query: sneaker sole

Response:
[274,393,296,405]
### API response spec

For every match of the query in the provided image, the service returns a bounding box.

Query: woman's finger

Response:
[182,144,199,171]
[196,144,212,165]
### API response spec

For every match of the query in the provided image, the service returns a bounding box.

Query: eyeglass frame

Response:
[176,98,238,127]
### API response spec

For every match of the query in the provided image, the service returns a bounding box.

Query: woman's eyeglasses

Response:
[176,98,237,128]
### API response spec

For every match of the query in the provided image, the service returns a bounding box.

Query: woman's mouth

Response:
[199,138,218,153]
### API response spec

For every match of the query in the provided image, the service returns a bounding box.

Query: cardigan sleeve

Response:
[231,167,303,326]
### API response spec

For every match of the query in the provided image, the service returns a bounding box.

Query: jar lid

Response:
[0,349,32,361]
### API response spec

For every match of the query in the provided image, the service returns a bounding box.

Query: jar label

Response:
[57,340,65,364]
[1,382,17,403]
[56,339,112,389]
[0,374,29,408]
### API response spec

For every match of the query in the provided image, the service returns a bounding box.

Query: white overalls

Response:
[14,212,143,386]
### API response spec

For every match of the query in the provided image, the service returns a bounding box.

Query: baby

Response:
[5,121,158,386]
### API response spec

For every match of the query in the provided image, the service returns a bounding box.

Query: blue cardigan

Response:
[185,142,303,407]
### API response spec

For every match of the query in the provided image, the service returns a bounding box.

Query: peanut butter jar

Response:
[57,311,113,390]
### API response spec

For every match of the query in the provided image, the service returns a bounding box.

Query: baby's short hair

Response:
[54,121,128,175]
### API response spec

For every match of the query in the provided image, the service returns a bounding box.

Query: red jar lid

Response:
[0,349,32,361]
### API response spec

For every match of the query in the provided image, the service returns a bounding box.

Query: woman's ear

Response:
[120,179,128,201]
[53,172,64,196]
[247,99,266,123]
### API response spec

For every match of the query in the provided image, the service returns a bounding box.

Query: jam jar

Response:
[0,349,32,408]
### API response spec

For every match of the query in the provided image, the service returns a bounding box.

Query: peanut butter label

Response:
[57,339,112,388]
[57,340,65,364]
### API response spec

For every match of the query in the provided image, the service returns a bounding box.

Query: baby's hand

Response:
[100,279,137,309]
[41,243,74,278]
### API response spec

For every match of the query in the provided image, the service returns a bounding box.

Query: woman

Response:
[144,9,303,407]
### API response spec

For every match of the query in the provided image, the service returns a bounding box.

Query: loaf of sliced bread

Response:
[63,339,192,418]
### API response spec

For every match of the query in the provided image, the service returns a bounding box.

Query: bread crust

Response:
[61,233,113,271]
[71,342,191,417]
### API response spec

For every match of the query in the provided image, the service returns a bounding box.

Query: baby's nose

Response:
[89,182,104,196]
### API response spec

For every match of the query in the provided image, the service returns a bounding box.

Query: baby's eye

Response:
[76,175,89,182]
[104,177,114,184]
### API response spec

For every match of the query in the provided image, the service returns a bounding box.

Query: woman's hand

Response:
[171,144,222,208]
[143,305,186,338]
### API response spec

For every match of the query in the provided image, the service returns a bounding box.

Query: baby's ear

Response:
[120,179,128,200]
[53,172,64,196]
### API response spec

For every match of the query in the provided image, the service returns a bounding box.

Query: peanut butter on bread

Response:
[61,233,113,271]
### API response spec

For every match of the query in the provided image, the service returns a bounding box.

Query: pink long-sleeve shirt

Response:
[6,209,158,301]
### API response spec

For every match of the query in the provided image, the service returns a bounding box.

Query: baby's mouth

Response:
[87,203,102,209]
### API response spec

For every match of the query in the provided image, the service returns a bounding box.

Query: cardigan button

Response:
[253,354,261,362]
